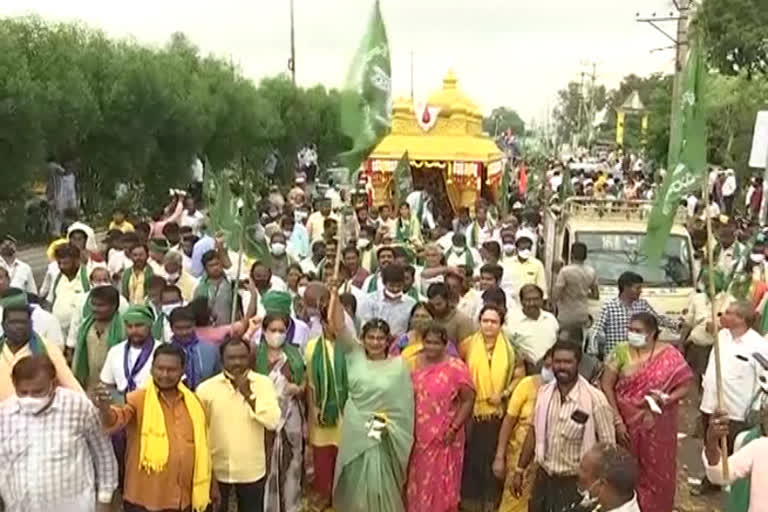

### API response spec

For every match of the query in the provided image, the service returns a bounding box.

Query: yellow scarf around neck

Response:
[466,331,513,417]
[140,379,211,512]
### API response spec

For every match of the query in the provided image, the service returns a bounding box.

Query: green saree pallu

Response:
[333,348,415,512]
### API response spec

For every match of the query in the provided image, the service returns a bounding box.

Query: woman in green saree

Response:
[329,286,415,512]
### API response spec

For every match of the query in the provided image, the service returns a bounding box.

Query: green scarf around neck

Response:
[73,310,124,386]
[52,265,90,306]
[254,339,305,385]
[0,331,47,356]
[310,335,348,426]
[120,265,153,300]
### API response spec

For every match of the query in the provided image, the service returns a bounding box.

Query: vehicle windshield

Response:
[576,231,693,287]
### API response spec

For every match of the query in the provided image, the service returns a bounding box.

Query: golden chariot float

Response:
[362,70,504,215]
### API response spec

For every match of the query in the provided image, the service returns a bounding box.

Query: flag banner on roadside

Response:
[393,151,411,206]
[644,34,708,263]
[205,170,270,265]
[338,0,392,182]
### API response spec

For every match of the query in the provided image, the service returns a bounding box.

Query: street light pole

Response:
[289,0,296,85]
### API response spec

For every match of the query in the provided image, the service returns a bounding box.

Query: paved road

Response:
[16,229,107,286]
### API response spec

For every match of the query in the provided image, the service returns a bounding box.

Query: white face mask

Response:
[453,245,465,255]
[751,253,765,264]
[627,331,648,347]
[92,281,112,288]
[282,230,292,238]
[503,243,516,255]
[162,302,183,316]
[541,367,555,384]
[384,288,403,300]
[271,242,286,256]
[18,392,53,415]
[357,238,370,250]
[166,272,180,283]
[518,249,532,260]
[265,331,286,348]
[297,285,307,298]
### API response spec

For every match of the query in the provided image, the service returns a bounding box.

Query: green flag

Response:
[338,0,392,180]
[393,151,411,206]
[644,35,707,262]
[205,170,271,265]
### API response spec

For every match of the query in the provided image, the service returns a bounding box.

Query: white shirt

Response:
[723,175,737,197]
[107,249,131,278]
[686,195,698,217]
[607,494,642,512]
[0,257,37,295]
[100,340,160,393]
[504,309,559,363]
[700,328,768,421]
[180,210,205,235]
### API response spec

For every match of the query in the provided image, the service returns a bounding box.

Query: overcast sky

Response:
[1,0,680,123]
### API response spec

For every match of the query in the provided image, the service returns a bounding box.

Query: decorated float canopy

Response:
[364,70,504,210]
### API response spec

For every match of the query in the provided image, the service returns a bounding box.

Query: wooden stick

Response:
[327,209,346,336]
[703,183,730,480]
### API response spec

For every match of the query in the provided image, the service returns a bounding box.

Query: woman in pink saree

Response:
[601,312,693,512]
[406,324,475,512]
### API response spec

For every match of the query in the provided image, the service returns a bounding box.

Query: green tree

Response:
[483,107,525,136]
[0,16,351,238]
[697,0,768,78]
[553,82,606,145]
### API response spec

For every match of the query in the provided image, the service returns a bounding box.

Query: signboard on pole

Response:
[749,110,768,168]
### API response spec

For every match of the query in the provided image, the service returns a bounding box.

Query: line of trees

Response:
[552,0,768,181]
[0,16,351,238]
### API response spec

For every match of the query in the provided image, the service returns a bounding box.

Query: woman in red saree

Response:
[406,324,475,512]
[601,312,693,512]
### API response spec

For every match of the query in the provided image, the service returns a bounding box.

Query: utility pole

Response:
[636,1,690,160]
[410,51,414,101]
[288,0,296,85]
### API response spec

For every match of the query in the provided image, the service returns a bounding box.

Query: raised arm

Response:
[328,285,359,352]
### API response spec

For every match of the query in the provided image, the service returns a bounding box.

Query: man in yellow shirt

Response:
[196,337,280,511]
[108,208,134,233]
[505,235,548,299]
[0,293,81,401]
[121,244,153,304]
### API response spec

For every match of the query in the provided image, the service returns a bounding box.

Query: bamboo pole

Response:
[702,184,730,480]
[327,208,346,335]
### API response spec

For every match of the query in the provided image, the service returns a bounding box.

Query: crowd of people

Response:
[0,168,767,512]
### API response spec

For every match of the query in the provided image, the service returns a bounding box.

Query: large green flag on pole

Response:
[338,0,392,181]
[644,35,708,262]
[393,151,411,206]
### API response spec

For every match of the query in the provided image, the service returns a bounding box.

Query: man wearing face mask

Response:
[0,234,37,295]
[577,443,641,512]
[196,338,281,512]
[268,231,296,281]
[0,354,118,512]
[513,340,615,512]
[0,295,81,401]
[280,214,309,262]
[445,233,480,274]
[506,236,548,300]
[163,250,198,302]
[358,264,417,338]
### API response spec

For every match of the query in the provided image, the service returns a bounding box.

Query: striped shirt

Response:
[540,382,615,476]
[0,388,118,512]
[593,297,675,353]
